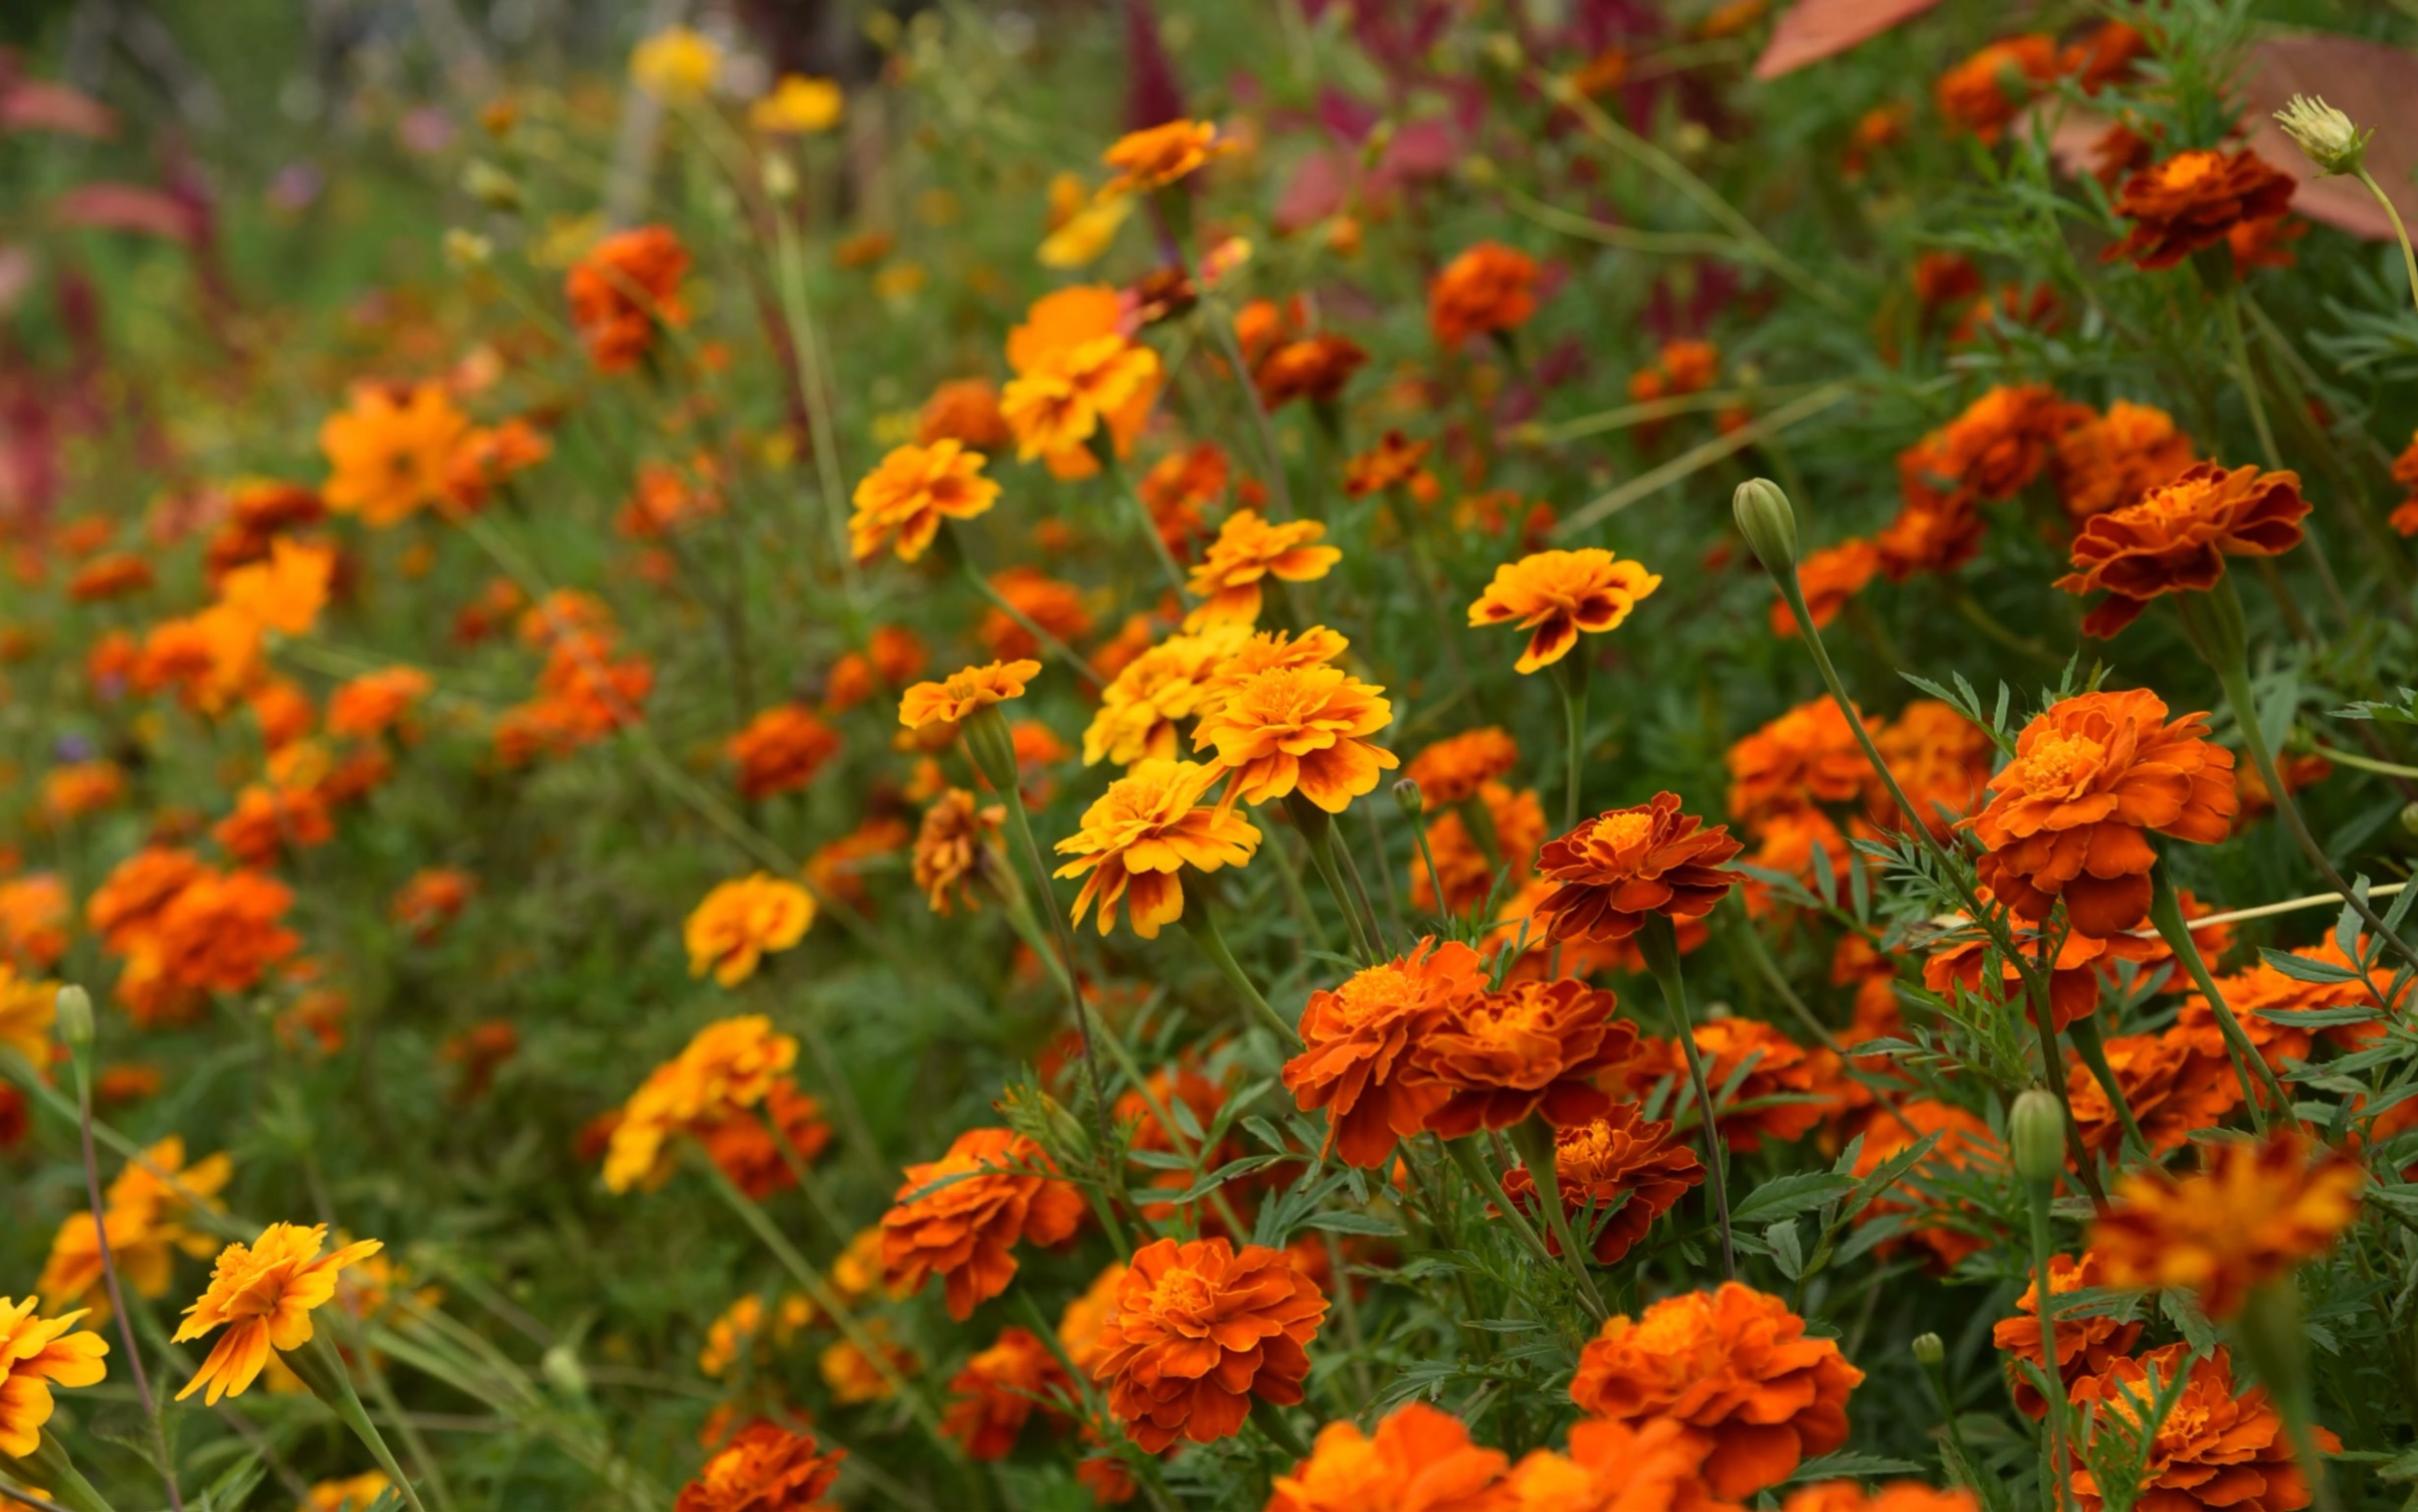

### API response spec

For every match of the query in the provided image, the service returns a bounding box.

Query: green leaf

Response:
[1766,1219,1806,1282]
[2257,948,2363,984]
[1300,1209,1404,1237]
[1732,1170,1856,1226]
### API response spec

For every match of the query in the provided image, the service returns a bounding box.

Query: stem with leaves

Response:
[1638,914,1736,1282]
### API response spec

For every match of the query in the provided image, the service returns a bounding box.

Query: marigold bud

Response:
[55,984,93,1047]
[1732,478,1799,572]
[2010,1088,2064,1187]
[462,159,522,212]
[2401,800,2418,839]
[1910,1331,1943,1366]
[762,155,798,204]
[2272,94,2368,178]
[1391,777,1426,821]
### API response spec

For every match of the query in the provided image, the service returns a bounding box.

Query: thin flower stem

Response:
[1286,795,1379,966]
[2355,167,2418,316]
[1182,900,1302,1046]
[2220,288,2285,477]
[1098,450,1192,605]
[2309,743,2418,782]
[0,1480,77,1512]
[2149,866,2289,1125]
[1722,898,1845,1055]
[2022,1183,2079,1512]
[67,1055,183,1512]
[1321,1229,1376,1408]
[292,1332,430,1512]
[1439,1135,1562,1281]
[1916,1349,1999,1511]
[1640,915,1736,1282]
[1555,663,1589,835]
[1507,1116,1610,1323]
[954,550,1105,688]
[1082,1012,1235,1245]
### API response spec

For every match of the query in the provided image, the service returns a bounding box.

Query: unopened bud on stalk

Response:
[1911,1332,1944,1366]
[761,154,798,204]
[2010,1088,2065,1187]
[55,985,93,1048]
[2273,95,2368,178]
[462,159,522,212]
[1392,778,1426,822]
[2400,800,2418,839]
[1732,478,1799,572]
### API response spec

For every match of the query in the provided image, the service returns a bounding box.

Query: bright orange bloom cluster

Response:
[2066,1029,2242,1159]
[849,439,1000,563]
[724,705,839,804]
[1268,1401,1507,1512]
[2090,1130,2364,1320]
[881,1127,1086,1319]
[673,1421,845,1512]
[1625,1018,1845,1153]
[494,594,655,765]
[899,659,1040,733]
[1404,727,1520,807]
[1101,118,1233,195]
[1193,662,1397,814]
[1090,1234,1327,1451]
[603,1015,802,1194]
[1410,781,1543,914]
[1532,792,1742,944]
[1962,689,2236,936]
[319,381,471,528]
[325,666,431,742]
[1053,759,1260,937]
[1430,241,1541,346]
[1184,511,1342,628]
[390,867,475,943]
[172,1222,382,1404]
[1991,1251,2142,1418]
[943,1325,1070,1459]
[87,850,300,1026]
[683,874,815,986]
[1468,548,1662,674]
[1570,1283,1864,1500]
[1001,286,1161,477]
[2109,150,2297,271]
[1499,1104,1702,1264]
[567,223,691,372]
[2173,935,2397,1071]
[2067,1345,2333,1512]
[1783,1486,1976,1512]
[1775,538,1881,637]
[2052,401,2197,523]
[2055,462,2310,636]
[1286,937,1484,1167]
[1083,622,1245,767]
[1416,977,1637,1139]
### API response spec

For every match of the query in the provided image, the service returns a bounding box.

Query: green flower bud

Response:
[761,154,798,204]
[2010,1088,2065,1188]
[1911,1332,1944,1366]
[461,158,522,212]
[2401,800,2418,839]
[2272,95,2368,178]
[1732,478,1799,572]
[1392,777,1426,822]
[55,984,93,1048]
[443,228,492,271]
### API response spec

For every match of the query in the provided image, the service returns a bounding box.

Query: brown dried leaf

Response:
[1753,0,1947,81]
[2237,32,2418,243]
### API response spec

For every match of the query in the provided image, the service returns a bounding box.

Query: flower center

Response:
[1589,810,1655,857]
[2011,731,2106,792]
[1147,1268,1218,1330]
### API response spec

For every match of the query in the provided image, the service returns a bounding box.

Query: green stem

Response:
[1183,900,1301,1046]
[1440,1134,1562,1280]
[2236,1280,2338,1512]
[1098,450,1192,605]
[1639,914,1736,1281]
[291,1333,431,1512]
[1,1433,114,1512]
[1286,794,1379,966]
[2355,166,2418,316]
[2219,286,2284,475]
[2308,743,2418,782]
[2064,1015,2151,1160]
[1554,658,1589,835]
[2022,1188,2078,1512]
[2149,865,2287,1126]
[1508,1116,1610,1322]
[1724,897,1846,1054]
[1917,1350,2001,1511]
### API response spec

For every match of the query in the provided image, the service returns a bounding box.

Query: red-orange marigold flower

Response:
[1404,727,1520,807]
[2109,149,2297,271]
[1962,689,2237,936]
[1726,700,1874,822]
[849,440,1000,563]
[1570,1283,1865,1501]
[2066,1030,2240,1159]
[943,1326,1070,1460]
[881,1128,1086,1320]
[1499,1102,1702,1264]
[567,224,691,373]
[1626,1019,1844,1154]
[1532,792,1742,944]
[1430,241,1540,346]
[1775,539,1881,637]
[2090,1129,2363,1320]
[1268,1401,1508,1512]
[1936,385,2087,503]
[1990,1251,2143,1418]
[1936,35,2059,142]
[673,1421,845,1512]
[2052,401,2197,523]
[2054,462,2310,636]
[1413,977,1636,1139]
[1783,1485,1975,1512]
[1468,549,1662,675]
[1091,1235,1327,1452]
[727,705,841,801]
[2068,1344,2334,1512]
[1497,1415,1740,1511]
[1286,937,1489,1168]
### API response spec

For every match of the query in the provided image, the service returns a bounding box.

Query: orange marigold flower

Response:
[320,382,471,528]
[1843,1099,1999,1270]
[2173,935,2395,1070]
[0,963,55,1067]
[1962,689,2237,936]
[1053,759,1260,938]
[1058,1260,1127,1377]
[1498,1417,1742,1509]
[1499,1102,1702,1263]
[69,551,153,601]
[1404,727,1520,807]
[1430,241,1541,346]
[1184,511,1342,629]
[2054,462,2311,636]
[442,416,552,514]
[1192,663,1397,814]
[2067,1344,2334,1512]
[918,377,1012,449]
[1410,781,1542,914]
[696,1080,832,1200]
[1783,1486,1975,1512]
[2109,149,2296,271]
[1936,34,2059,142]
[1102,118,1233,195]
[1001,333,1162,469]
[2053,401,2197,522]
[673,1421,845,1512]
[914,788,1003,914]
[391,867,475,942]
[1413,977,1637,1139]
[1532,792,1741,944]
[604,1015,799,1193]
[1286,937,1488,1167]
[1869,700,1997,837]
[1627,1019,1843,1153]
[1874,492,1985,583]
[145,868,299,995]
[171,1223,381,1404]
[882,1127,1086,1320]
[1256,333,1368,410]
[1268,1400,1507,1512]
[2066,1030,2240,1159]
[980,566,1093,662]
[87,848,205,951]
[212,784,334,866]
[1467,548,1662,674]
[683,874,815,986]
[1775,539,1881,637]
[819,1323,914,1404]
[41,761,124,824]
[1936,384,2088,502]
[1342,430,1432,498]
[2090,1129,2363,1320]
[325,666,431,742]
[899,660,1041,732]
[567,224,691,373]
[943,1326,1070,1459]
[0,1296,108,1456]
[1990,1251,2143,1418]
[1200,624,1351,706]
[1726,700,1874,822]
[1923,918,2107,1032]
[1092,1234,1327,1452]
[1571,1283,1864,1501]
[1083,623,1246,768]
[849,439,1000,563]
[727,704,841,801]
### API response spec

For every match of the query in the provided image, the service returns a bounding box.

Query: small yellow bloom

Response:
[749,74,844,135]
[1039,194,1132,270]
[0,1296,107,1457]
[302,1471,393,1512]
[684,874,816,987]
[1182,510,1342,629]
[1053,759,1261,938]
[604,1015,799,1193]
[899,661,1041,732]
[172,1223,382,1405]
[630,25,720,100]
[0,963,56,1066]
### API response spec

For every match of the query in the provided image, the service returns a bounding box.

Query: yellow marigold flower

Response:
[1039,193,1132,269]
[1198,624,1351,709]
[0,1296,107,1457]
[749,74,843,135]
[849,440,1001,563]
[1182,511,1343,629]
[899,660,1041,733]
[684,874,815,987]
[820,1322,911,1404]
[219,537,334,638]
[1052,759,1261,937]
[319,382,471,529]
[1193,664,1398,814]
[2089,1129,2363,1320]
[1468,547,1663,674]
[630,25,720,100]
[604,1015,799,1193]
[1083,623,1248,768]
[301,1471,392,1512]
[1101,119,1233,196]
[1000,335,1161,464]
[0,963,55,1066]
[39,1137,233,1314]
[698,1292,815,1378]
[172,1223,382,1405]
